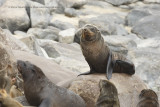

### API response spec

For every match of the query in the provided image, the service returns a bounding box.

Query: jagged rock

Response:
[132,15,160,38]
[59,28,75,43]
[58,74,147,107]
[0,0,30,33]
[30,2,50,28]
[13,50,78,84]
[27,28,59,41]
[103,0,137,6]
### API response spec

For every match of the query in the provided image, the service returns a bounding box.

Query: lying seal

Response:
[78,24,135,79]
[17,60,86,107]
[96,80,120,107]
[137,89,159,107]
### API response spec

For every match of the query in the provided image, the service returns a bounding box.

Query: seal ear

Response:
[32,65,45,79]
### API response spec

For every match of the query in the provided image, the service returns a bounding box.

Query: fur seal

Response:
[17,60,86,107]
[96,80,120,107]
[78,24,135,79]
[137,89,159,107]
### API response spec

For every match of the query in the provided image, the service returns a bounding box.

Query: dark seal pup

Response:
[96,80,120,107]
[78,24,135,80]
[17,60,86,107]
[137,89,159,107]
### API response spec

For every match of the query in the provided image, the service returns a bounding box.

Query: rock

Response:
[49,20,75,30]
[13,50,78,84]
[79,13,125,35]
[37,39,89,73]
[126,6,160,26]
[143,0,160,3]
[129,48,160,91]
[103,0,137,6]
[27,28,59,41]
[57,0,86,13]
[59,28,75,43]
[14,31,27,37]
[45,0,58,14]
[30,0,44,5]
[0,0,30,33]
[15,96,30,106]
[2,29,31,52]
[30,2,50,28]
[64,8,80,17]
[74,28,82,44]
[115,25,128,36]
[131,15,160,38]
[103,35,137,55]
[58,74,147,107]
[0,0,5,6]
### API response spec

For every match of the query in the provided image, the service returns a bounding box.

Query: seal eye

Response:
[32,69,36,73]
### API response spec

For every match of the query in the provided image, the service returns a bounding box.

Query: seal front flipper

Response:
[106,51,114,80]
[114,60,135,75]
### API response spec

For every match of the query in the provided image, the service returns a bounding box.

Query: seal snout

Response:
[17,60,26,73]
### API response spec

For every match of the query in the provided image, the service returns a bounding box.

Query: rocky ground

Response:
[0,0,160,106]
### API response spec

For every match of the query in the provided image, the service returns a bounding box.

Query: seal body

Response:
[17,60,86,107]
[79,24,135,79]
[96,80,120,107]
[137,89,159,107]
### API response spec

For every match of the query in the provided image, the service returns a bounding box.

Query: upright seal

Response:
[78,24,135,79]
[17,60,86,107]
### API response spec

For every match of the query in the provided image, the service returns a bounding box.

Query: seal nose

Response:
[83,28,87,32]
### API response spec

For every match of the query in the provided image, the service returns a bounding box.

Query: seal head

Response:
[81,24,101,42]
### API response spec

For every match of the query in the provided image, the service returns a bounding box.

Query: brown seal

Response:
[96,80,120,107]
[17,60,86,107]
[78,24,135,79]
[137,89,159,107]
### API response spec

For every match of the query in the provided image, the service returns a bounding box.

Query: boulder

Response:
[57,0,86,13]
[30,2,50,28]
[59,28,75,43]
[79,14,125,35]
[37,39,89,73]
[45,0,58,14]
[49,20,75,30]
[132,15,160,38]
[30,0,44,5]
[129,47,160,91]
[126,6,160,26]
[103,0,137,6]
[14,31,27,37]
[13,50,78,84]
[0,0,30,33]
[58,74,147,107]
[1,28,31,52]
[27,28,59,41]
[103,35,137,55]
